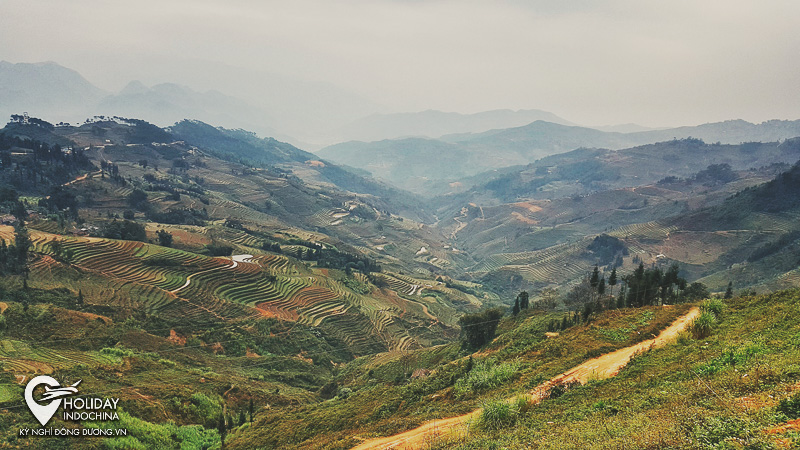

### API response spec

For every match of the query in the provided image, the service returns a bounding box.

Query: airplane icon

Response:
[40,380,81,402]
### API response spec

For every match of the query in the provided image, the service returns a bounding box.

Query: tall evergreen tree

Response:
[518,291,530,309]
[217,414,227,449]
[512,297,520,316]
[724,281,733,299]
[590,265,600,288]
[608,268,617,296]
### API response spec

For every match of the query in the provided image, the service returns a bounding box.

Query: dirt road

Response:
[353,307,700,450]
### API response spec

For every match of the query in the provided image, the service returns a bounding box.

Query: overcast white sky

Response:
[1,0,799,127]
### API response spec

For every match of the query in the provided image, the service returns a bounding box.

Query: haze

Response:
[1,0,799,129]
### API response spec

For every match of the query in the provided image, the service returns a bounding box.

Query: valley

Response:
[1,113,800,449]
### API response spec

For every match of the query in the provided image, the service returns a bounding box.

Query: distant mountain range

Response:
[0,61,285,139]
[325,109,575,143]
[0,61,580,149]
[319,120,800,194]
[0,60,381,146]
[0,61,106,122]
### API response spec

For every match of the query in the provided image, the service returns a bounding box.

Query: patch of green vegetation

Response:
[87,410,219,449]
[778,392,800,419]
[477,397,529,430]
[597,310,654,342]
[693,341,764,376]
[454,359,521,398]
[0,384,20,403]
[692,311,717,338]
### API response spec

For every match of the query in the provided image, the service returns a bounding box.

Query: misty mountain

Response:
[168,120,433,222]
[326,109,574,143]
[627,119,800,144]
[0,61,106,122]
[0,61,383,148]
[320,120,800,194]
[590,123,663,133]
[451,138,800,206]
[97,81,284,140]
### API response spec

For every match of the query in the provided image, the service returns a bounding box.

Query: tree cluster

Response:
[566,263,708,322]
[458,308,504,349]
[0,133,93,193]
[511,291,529,316]
[99,220,147,242]
[0,224,30,275]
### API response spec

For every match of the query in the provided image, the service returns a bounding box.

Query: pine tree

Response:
[13,223,30,268]
[217,415,227,449]
[512,297,520,316]
[724,282,733,299]
[608,268,617,296]
[518,291,529,309]
[249,398,254,423]
[598,277,606,296]
[583,302,593,323]
[590,266,600,288]
[617,285,627,309]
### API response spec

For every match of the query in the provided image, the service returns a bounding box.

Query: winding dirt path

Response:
[353,307,700,450]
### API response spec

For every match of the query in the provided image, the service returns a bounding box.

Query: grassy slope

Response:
[429,290,800,449]
[226,305,691,449]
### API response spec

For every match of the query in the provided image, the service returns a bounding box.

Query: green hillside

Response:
[319,121,800,194]
[3,114,800,449]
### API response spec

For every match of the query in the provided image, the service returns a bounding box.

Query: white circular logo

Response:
[24,376,81,426]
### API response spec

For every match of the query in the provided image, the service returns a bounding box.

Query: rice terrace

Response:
[2,2,800,448]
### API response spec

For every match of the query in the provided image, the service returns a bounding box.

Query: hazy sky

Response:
[1,0,799,127]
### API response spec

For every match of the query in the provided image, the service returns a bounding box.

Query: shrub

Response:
[546,380,580,399]
[778,392,800,419]
[691,311,716,338]
[100,347,135,358]
[700,298,725,319]
[513,395,532,415]
[453,359,521,397]
[478,399,516,430]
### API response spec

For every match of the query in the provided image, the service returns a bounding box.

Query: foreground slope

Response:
[228,290,800,449]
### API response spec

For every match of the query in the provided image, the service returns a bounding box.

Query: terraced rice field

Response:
[212,227,264,249]
[372,273,420,296]
[743,213,800,233]
[0,340,119,375]
[757,267,800,292]
[470,241,578,273]
[607,221,678,239]
[309,208,350,227]
[206,195,283,228]
[5,225,448,352]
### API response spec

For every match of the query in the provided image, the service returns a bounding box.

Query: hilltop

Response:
[319,120,800,194]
